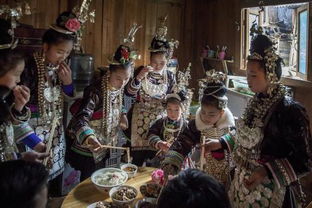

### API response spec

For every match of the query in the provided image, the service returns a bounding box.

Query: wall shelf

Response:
[200,57,234,75]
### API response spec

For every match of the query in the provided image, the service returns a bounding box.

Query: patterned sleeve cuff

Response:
[148,135,162,149]
[162,150,185,169]
[10,106,31,122]
[121,106,127,114]
[126,78,141,96]
[77,127,95,144]
[13,122,34,143]
[21,133,42,149]
[62,84,74,97]
[265,158,298,189]
[219,133,235,153]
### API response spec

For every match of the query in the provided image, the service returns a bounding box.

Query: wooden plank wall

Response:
[67,0,187,70]
[4,0,188,69]
[185,0,241,88]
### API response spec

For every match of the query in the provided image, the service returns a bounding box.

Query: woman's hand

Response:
[13,85,30,112]
[157,141,170,152]
[58,62,72,85]
[21,151,49,162]
[136,66,152,81]
[83,135,102,153]
[244,167,267,190]
[119,114,128,130]
[33,142,46,153]
[201,139,222,154]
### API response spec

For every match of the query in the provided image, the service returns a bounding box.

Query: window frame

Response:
[297,4,309,80]
[239,2,312,82]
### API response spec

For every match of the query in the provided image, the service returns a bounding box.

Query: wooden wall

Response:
[5,0,188,69]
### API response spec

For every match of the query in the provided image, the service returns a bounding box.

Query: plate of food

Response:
[139,183,162,198]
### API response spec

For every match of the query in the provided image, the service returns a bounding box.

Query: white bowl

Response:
[109,185,138,206]
[91,168,128,193]
[120,163,138,178]
[135,197,157,208]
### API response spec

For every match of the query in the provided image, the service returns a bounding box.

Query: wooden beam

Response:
[241,0,311,8]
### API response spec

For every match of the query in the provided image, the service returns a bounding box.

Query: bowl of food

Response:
[139,183,162,198]
[109,185,138,206]
[91,168,128,193]
[120,163,138,178]
[135,198,157,208]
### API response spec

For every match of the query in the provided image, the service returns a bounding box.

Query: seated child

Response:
[147,90,192,167]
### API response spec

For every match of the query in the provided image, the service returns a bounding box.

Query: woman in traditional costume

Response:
[124,16,178,166]
[66,24,141,180]
[21,12,79,194]
[0,18,47,162]
[205,32,311,207]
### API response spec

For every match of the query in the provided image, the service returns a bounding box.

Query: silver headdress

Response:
[72,0,96,52]
[108,23,142,66]
[165,63,193,117]
[0,2,32,50]
[199,70,228,109]
[248,23,281,95]
[149,15,179,59]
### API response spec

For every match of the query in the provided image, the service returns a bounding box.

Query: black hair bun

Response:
[203,82,226,97]
[250,34,283,79]
[113,45,131,64]
[150,37,170,51]
[250,35,273,58]
[0,18,13,46]
[177,89,188,102]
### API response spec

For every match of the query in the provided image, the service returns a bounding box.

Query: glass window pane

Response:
[299,10,308,75]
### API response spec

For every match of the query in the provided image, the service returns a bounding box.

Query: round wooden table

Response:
[61,167,155,208]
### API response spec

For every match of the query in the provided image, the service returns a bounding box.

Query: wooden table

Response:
[61,167,155,208]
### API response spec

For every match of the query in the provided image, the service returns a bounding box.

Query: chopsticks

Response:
[98,144,131,163]
[200,136,206,170]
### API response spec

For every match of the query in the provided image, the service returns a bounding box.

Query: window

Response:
[298,7,308,77]
[241,3,310,80]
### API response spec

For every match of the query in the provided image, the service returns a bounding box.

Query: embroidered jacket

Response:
[221,97,312,189]
[162,108,235,172]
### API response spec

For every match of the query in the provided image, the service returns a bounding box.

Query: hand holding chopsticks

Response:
[83,136,131,163]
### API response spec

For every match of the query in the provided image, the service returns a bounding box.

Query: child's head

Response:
[200,82,227,125]
[0,18,25,89]
[166,97,183,121]
[42,11,78,65]
[0,160,49,208]
[247,34,282,94]
[165,90,188,121]
[157,169,231,208]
